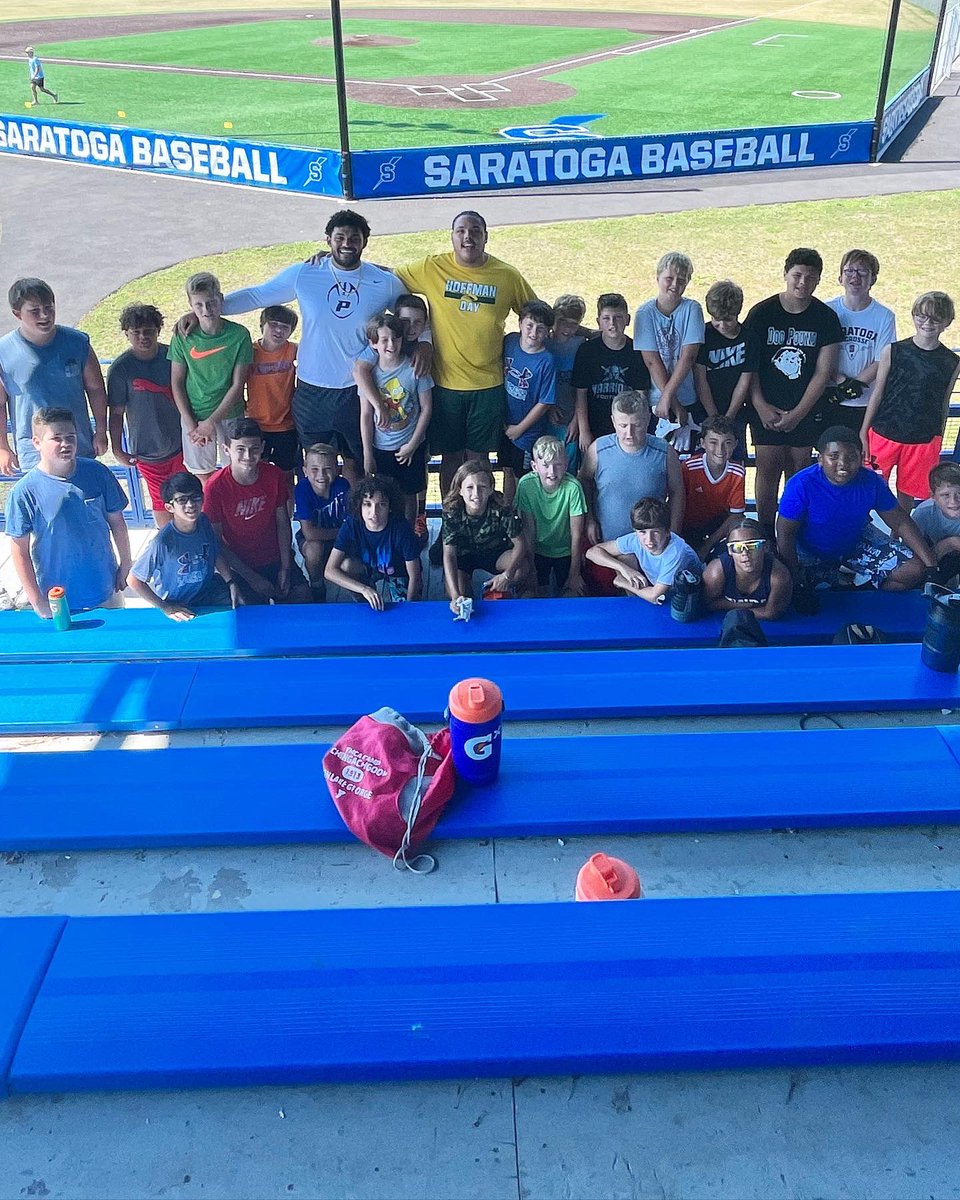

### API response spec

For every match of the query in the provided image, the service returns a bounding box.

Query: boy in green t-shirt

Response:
[515,434,587,596]
[168,272,253,483]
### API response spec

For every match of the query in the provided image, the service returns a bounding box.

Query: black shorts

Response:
[261,428,300,473]
[498,435,529,476]
[534,553,572,587]
[749,407,824,449]
[189,575,231,609]
[456,543,512,576]
[294,381,362,463]
[373,443,427,496]
[237,559,308,605]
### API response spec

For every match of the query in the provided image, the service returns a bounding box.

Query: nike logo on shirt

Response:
[189,346,227,360]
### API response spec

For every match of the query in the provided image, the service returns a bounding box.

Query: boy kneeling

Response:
[128,471,239,620]
[325,474,422,610]
[585,496,700,604]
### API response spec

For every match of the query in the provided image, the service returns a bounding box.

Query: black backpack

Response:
[832,623,888,645]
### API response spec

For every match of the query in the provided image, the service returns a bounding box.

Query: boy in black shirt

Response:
[695,280,751,463]
[743,248,843,531]
[572,293,650,452]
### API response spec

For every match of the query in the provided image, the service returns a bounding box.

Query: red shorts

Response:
[136,451,187,512]
[867,431,941,501]
[582,549,623,597]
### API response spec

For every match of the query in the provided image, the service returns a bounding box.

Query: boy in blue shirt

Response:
[128,472,239,620]
[777,425,934,597]
[0,277,108,474]
[5,407,130,618]
[325,474,421,609]
[501,300,558,503]
[294,442,350,602]
[25,47,57,104]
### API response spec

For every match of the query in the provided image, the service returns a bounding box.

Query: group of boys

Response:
[2,215,959,622]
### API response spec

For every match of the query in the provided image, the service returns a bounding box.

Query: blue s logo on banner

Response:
[0,113,344,197]
[351,120,873,198]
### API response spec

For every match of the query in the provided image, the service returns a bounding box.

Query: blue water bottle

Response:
[447,677,503,785]
[921,584,960,672]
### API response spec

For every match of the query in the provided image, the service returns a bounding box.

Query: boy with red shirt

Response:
[203,417,310,604]
[246,305,299,480]
[681,414,746,559]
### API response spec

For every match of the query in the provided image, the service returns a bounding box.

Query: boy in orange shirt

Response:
[680,414,746,559]
[246,305,299,481]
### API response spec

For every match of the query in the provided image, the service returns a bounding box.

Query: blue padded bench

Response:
[0,644,957,734]
[10,891,960,1093]
[2,726,960,851]
[180,643,960,728]
[0,917,65,1098]
[0,661,196,733]
[0,591,931,663]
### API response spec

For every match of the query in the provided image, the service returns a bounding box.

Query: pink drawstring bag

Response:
[323,707,455,873]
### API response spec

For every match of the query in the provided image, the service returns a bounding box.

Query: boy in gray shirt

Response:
[357,313,433,524]
[128,472,238,620]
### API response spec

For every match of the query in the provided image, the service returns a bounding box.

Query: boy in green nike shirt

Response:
[168,272,253,483]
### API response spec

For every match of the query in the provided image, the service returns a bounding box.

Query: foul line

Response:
[486,16,758,85]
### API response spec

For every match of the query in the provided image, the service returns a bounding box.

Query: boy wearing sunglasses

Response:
[702,517,792,619]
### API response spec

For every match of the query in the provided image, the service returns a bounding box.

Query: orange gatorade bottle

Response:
[575,853,643,901]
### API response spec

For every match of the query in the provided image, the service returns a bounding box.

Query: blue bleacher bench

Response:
[9,892,960,1094]
[2,726,959,852]
[0,917,66,1098]
[0,591,933,663]
[0,644,957,734]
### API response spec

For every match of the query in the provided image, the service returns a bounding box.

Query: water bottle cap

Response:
[575,853,643,901]
[47,587,65,599]
[447,677,503,722]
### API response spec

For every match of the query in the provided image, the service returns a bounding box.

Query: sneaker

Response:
[0,588,13,612]
[428,534,444,566]
[414,513,428,549]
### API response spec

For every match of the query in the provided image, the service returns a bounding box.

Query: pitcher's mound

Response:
[312,34,416,47]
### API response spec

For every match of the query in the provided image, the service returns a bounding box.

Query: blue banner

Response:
[350,121,873,198]
[878,68,932,159]
[0,113,343,197]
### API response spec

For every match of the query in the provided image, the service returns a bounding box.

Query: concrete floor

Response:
[3,704,960,1200]
[3,68,960,1200]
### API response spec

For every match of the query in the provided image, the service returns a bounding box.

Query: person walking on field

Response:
[25,48,57,104]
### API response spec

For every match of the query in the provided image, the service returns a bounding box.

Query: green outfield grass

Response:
[34,18,641,79]
[80,190,960,360]
[0,13,937,149]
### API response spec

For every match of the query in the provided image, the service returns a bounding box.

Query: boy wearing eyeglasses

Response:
[860,292,959,510]
[128,471,239,620]
[825,250,896,433]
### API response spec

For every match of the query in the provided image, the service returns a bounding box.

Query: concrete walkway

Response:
[0,74,958,334]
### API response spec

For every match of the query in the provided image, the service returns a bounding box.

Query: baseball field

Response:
[0,0,940,150]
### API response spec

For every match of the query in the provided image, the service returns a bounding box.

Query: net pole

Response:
[870,0,903,160]
[330,0,354,198]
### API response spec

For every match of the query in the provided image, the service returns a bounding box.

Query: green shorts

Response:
[431,384,506,454]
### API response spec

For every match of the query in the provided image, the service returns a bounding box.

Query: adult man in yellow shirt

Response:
[395,211,536,494]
